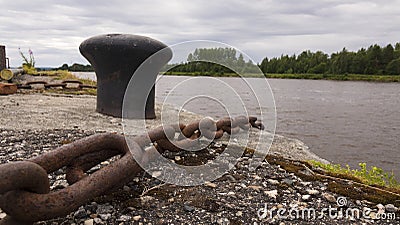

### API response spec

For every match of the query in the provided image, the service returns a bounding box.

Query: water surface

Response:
[74,72,400,176]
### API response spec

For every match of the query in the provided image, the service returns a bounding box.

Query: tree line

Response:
[59,43,400,76]
[58,63,94,72]
[260,43,400,75]
[165,47,260,75]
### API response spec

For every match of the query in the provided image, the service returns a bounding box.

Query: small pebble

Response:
[99,213,112,221]
[302,195,311,201]
[184,204,195,212]
[248,185,262,191]
[152,171,162,178]
[123,185,131,192]
[282,178,295,185]
[133,215,141,221]
[267,179,280,185]
[84,219,94,225]
[376,203,385,210]
[265,190,278,199]
[204,181,217,188]
[74,207,87,219]
[117,215,131,222]
[322,193,336,203]
[385,204,397,212]
[306,189,320,195]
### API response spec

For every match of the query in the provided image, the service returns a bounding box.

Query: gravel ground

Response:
[0,129,399,224]
[0,93,399,224]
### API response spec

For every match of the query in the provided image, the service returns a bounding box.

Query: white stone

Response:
[306,189,320,195]
[204,181,217,188]
[267,179,279,185]
[133,215,141,221]
[253,175,262,180]
[302,195,311,201]
[99,213,112,220]
[376,204,385,210]
[265,190,278,199]
[84,219,94,225]
[152,171,162,177]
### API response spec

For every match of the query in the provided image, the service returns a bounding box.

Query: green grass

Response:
[48,70,96,86]
[162,71,400,82]
[264,73,400,82]
[309,160,400,189]
[161,71,265,78]
[23,69,94,84]
[21,70,97,95]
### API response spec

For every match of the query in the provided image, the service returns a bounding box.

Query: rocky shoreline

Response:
[0,93,399,224]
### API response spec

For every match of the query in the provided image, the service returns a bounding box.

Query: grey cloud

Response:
[1,0,400,66]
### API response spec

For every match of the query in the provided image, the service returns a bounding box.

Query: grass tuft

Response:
[309,160,400,189]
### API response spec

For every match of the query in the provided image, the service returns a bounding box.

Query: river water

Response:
[74,72,400,177]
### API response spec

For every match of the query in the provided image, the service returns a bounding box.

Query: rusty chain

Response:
[0,116,263,224]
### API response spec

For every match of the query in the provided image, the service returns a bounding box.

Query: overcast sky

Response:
[1,0,400,67]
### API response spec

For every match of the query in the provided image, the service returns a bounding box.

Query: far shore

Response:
[161,71,400,82]
[70,71,400,83]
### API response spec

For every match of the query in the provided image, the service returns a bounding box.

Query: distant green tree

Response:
[260,57,269,73]
[60,63,69,70]
[308,63,327,74]
[385,59,400,75]
[57,63,94,72]
[382,44,395,74]
[365,44,382,74]
[394,43,400,59]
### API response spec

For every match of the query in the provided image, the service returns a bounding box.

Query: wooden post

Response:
[0,45,6,71]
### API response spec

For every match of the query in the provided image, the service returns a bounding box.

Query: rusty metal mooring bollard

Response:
[79,34,172,119]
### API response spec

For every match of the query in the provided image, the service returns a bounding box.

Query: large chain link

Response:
[0,116,263,224]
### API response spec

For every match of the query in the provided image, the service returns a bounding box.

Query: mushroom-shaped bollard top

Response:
[79,34,172,119]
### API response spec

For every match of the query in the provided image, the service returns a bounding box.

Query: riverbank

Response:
[162,71,400,82]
